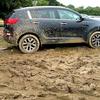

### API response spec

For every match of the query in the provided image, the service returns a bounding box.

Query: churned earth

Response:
[0,28,100,100]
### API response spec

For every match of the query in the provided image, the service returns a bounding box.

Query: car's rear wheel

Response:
[88,31,100,48]
[19,34,40,53]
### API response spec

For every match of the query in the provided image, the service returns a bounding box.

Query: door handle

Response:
[83,24,88,26]
[33,21,39,24]
[61,22,68,25]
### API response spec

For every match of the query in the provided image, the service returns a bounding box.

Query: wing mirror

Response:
[76,16,84,22]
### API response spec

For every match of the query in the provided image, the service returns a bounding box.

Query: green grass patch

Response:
[0,19,4,27]
[0,25,4,27]
[0,37,11,48]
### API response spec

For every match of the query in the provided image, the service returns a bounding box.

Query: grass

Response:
[0,27,10,48]
[0,19,4,27]
[0,36,11,48]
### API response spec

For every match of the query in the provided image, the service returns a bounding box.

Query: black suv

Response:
[4,6,100,53]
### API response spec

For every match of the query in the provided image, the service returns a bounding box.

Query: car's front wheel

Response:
[88,31,100,48]
[19,34,40,53]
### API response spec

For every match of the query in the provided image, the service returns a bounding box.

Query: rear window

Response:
[5,10,28,19]
[30,9,56,19]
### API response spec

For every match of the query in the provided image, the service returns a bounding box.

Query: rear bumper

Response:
[3,29,16,44]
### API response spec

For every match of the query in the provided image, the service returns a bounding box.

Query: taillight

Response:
[4,18,19,25]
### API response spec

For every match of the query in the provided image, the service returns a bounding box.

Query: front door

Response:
[57,9,88,37]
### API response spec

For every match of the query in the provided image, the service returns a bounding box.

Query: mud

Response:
[0,28,100,100]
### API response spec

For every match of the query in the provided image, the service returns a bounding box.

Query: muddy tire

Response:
[88,31,100,48]
[19,34,40,53]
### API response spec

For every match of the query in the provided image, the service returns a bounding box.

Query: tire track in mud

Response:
[0,27,100,100]
[0,49,100,100]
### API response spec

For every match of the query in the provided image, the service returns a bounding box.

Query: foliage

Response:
[0,0,63,19]
[0,0,33,19]
[67,4,75,9]
[67,5,100,16]
[33,0,48,6]
[48,0,62,6]
[0,0,100,19]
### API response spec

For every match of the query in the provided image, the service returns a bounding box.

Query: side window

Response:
[5,11,15,19]
[16,11,29,19]
[30,9,56,19]
[58,10,80,20]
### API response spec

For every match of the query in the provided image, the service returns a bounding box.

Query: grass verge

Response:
[0,19,4,27]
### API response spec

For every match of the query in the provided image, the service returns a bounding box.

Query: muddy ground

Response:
[0,28,100,100]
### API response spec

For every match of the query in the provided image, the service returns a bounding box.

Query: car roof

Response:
[14,6,81,16]
[15,6,68,11]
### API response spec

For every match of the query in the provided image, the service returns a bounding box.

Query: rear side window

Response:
[5,11,15,19]
[30,9,56,19]
[5,10,28,19]
[15,11,29,19]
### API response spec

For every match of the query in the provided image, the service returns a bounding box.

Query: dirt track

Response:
[0,28,100,100]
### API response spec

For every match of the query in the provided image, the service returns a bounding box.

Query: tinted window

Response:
[5,11,15,19]
[5,11,28,19]
[16,11,29,19]
[30,9,56,19]
[58,9,80,20]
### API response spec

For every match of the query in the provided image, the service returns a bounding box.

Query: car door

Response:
[30,8,61,39]
[57,9,88,37]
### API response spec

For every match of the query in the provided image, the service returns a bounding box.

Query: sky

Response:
[57,0,100,7]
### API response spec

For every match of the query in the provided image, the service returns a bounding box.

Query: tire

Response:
[88,31,100,48]
[19,34,40,53]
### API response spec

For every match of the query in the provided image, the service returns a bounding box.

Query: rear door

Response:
[30,8,61,39]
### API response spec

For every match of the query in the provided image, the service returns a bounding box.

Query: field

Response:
[0,28,100,100]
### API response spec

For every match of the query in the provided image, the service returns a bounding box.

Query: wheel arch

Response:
[86,26,100,42]
[17,32,41,45]
[88,31,100,48]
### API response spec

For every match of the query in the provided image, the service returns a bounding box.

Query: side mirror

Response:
[76,16,84,22]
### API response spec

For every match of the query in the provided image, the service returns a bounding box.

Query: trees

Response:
[67,4,75,9]
[0,0,100,19]
[0,0,62,19]
[33,0,62,6]
[0,0,33,19]
[48,0,62,6]
[66,5,100,16]
[75,6,100,16]
[33,0,48,6]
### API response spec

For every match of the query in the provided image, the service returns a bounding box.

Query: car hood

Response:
[85,17,100,26]
[89,17,100,21]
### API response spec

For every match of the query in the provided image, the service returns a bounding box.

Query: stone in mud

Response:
[78,97,87,100]
[89,83,96,90]
[57,94,73,100]
[93,91,100,97]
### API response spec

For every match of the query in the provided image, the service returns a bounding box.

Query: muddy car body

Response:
[4,6,100,53]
